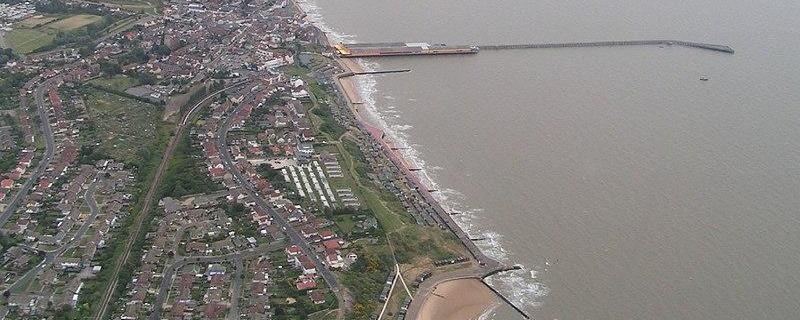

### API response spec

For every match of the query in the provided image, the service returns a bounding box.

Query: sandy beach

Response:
[338,57,364,73]
[417,278,499,320]
[338,76,363,104]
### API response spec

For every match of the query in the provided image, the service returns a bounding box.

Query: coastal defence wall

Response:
[480,40,735,54]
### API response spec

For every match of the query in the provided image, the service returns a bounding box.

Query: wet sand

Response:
[417,278,498,320]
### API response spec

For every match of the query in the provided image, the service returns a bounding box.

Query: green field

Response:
[4,14,103,54]
[46,14,104,31]
[83,89,163,164]
[17,16,59,28]
[5,28,56,54]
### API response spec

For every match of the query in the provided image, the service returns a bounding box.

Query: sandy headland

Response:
[417,278,499,320]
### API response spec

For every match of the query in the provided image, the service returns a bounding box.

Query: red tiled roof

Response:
[295,276,316,290]
[319,230,334,239]
[285,245,301,255]
[322,239,342,251]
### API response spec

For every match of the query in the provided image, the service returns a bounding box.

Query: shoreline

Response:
[288,0,519,319]
[417,278,500,320]
[329,44,515,320]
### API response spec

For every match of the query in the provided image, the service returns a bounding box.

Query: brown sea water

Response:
[297,0,800,318]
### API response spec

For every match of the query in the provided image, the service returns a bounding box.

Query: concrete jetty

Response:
[480,39,734,54]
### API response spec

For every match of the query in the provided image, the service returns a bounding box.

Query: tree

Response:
[0,48,15,64]
[132,71,157,85]
[99,60,121,76]
[150,44,171,57]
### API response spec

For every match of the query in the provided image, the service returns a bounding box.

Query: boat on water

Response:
[700,75,709,81]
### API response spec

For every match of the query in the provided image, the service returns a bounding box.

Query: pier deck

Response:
[335,39,734,58]
[335,42,479,57]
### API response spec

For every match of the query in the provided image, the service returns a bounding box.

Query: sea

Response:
[295,0,800,319]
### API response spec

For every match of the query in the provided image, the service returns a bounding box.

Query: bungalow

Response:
[325,251,344,269]
[309,290,326,305]
[10,168,23,180]
[285,245,302,257]
[250,281,267,296]
[20,151,33,166]
[300,128,315,142]
[295,275,316,291]
[206,264,226,278]
[319,230,335,241]
[37,178,52,190]
[322,238,343,251]
[300,226,318,239]
[209,166,226,178]
[295,255,317,275]
[1,179,13,189]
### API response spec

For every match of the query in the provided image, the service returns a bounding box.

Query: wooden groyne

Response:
[481,278,531,319]
[479,265,530,319]
[480,40,734,54]
[482,265,523,279]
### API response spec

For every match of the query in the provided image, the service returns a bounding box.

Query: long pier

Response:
[335,40,734,58]
[480,39,734,54]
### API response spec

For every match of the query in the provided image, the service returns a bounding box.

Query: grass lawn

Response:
[319,139,411,232]
[88,74,140,91]
[83,89,163,164]
[333,214,356,234]
[46,14,103,31]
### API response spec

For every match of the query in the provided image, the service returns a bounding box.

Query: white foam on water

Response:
[478,304,500,320]
[293,0,355,42]
[484,266,550,318]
